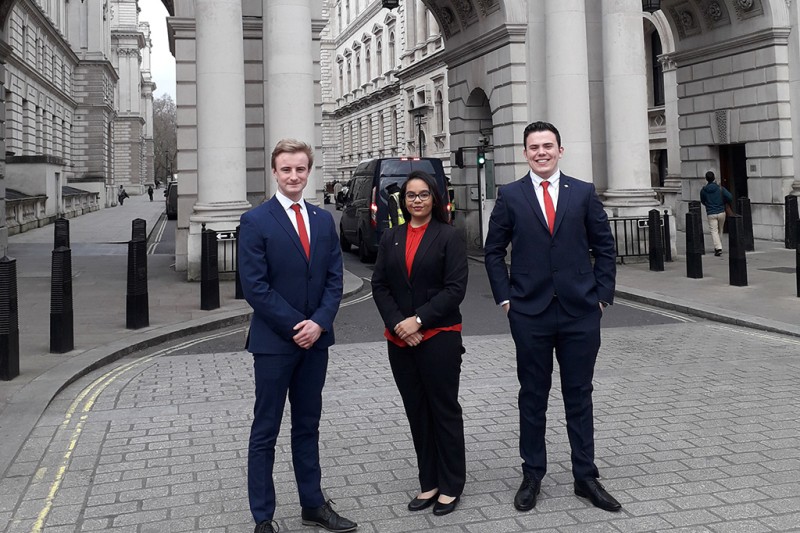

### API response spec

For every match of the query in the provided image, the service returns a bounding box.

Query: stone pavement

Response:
[0,196,798,531]
[2,318,800,532]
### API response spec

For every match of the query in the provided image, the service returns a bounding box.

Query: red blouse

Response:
[384,222,462,347]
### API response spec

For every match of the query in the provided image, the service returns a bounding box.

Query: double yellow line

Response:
[29,327,248,533]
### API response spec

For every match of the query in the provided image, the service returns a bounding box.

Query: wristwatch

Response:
[415,315,423,326]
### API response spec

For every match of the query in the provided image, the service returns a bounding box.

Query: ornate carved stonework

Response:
[668,3,702,39]
[707,1,722,20]
[715,110,728,144]
[429,4,456,39]
[452,0,476,25]
[732,0,763,19]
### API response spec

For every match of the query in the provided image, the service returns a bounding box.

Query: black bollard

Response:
[663,210,672,262]
[796,220,800,298]
[737,197,754,252]
[0,256,20,380]
[234,225,244,300]
[727,214,748,287]
[54,217,70,249]
[201,226,220,310]
[132,218,147,242]
[688,200,705,255]
[787,195,799,249]
[126,239,149,329]
[50,246,74,353]
[648,209,664,272]
[685,212,703,279]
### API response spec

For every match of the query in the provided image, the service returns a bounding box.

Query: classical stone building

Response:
[155,0,799,279]
[0,0,154,251]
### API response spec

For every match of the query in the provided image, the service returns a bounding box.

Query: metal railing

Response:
[608,210,672,264]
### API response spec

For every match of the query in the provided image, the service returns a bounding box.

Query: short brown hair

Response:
[271,139,314,170]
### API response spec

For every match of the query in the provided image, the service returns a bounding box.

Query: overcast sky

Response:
[138,0,175,100]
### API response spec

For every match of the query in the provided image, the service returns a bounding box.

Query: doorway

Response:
[719,144,748,201]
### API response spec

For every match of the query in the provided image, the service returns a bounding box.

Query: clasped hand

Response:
[394,316,423,347]
[293,319,322,349]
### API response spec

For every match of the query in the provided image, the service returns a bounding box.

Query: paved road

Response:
[3,305,799,532]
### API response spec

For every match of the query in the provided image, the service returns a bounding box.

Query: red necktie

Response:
[541,180,556,235]
[290,203,310,259]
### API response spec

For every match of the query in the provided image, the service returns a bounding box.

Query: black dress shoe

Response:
[432,496,460,516]
[714,249,723,256]
[301,501,358,532]
[574,478,622,512]
[408,492,438,511]
[514,474,541,511]
[254,521,278,533]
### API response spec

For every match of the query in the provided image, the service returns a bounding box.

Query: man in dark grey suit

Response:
[484,121,621,513]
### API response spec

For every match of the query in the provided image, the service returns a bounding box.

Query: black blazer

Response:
[371,219,468,331]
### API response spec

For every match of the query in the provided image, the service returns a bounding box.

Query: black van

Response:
[339,157,449,262]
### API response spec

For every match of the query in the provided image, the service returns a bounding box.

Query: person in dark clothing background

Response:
[700,171,733,257]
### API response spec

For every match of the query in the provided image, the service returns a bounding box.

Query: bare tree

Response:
[153,94,177,183]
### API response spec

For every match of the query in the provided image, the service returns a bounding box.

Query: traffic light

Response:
[455,147,465,169]
[477,149,486,168]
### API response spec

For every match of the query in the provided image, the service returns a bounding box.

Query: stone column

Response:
[545,0,593,182]
[788,0,800,195]
[660,54,681,191]
[416,0,427,48]
[601,0,658,212]
[264,0,317,199]
[188,0,251,280]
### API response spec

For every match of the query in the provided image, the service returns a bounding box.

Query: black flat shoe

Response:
[574,478,622,512]
[408,492,438,511]
[432,495,459,516]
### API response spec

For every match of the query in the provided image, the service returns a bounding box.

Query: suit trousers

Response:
[509,299,602,481]
[248,348,328,523]
[388,331,466,497]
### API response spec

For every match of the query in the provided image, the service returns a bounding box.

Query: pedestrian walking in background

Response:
[147,185,154,201]
[371,170,468,517]
[484,121,621,513]
[117,185,129,206]
[238,139,357,533]
[700,170,734,256]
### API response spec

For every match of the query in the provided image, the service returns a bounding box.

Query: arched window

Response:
[355,52,361,87]
[337,2,342,32]
[338,64,344,97]
[365,45,371,80]
[347,59,352,92]
[651,31,665,107]
[388,32,396,69]
[435,90,444,133]
[376,40,383,76]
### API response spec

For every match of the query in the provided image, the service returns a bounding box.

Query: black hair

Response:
[705,171,715,183]
[523,121,561,147]
[399,170,449,224]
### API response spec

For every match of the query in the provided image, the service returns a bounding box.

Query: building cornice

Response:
[332,80,400,118]
[670,27,791,66]
[396,51,447,82]
[441,23,526,68]
[5,53,79,107]
[15,0,82,66]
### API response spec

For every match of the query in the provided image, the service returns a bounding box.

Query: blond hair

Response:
[271,139,314,170]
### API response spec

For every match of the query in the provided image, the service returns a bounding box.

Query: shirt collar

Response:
[529,169,561,188]
[275,190,305,211]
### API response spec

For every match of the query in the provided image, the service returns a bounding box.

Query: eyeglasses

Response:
[405,191,432,202]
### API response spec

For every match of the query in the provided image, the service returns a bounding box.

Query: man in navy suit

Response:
[484,122,621,513]
[239,139,357,533]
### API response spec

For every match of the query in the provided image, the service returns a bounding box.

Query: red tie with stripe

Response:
[290,203,310,259]
[541,180,556,235]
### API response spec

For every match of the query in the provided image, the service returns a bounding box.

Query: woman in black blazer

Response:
[371,170,468,516]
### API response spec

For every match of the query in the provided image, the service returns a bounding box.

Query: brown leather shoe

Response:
[574,478,622,512]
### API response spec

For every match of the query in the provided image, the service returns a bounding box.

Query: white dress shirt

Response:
[275,191,311,242]
[529,169,561,215]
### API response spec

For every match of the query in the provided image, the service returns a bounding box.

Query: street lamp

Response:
[642,0,661,13]
[415,112,424,157]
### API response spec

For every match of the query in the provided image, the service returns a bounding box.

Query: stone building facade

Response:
[0,0,154,250]
[156,0,800,279]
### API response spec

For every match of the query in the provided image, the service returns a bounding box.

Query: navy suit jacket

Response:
[238,196,343,354]
[484,173,616,318]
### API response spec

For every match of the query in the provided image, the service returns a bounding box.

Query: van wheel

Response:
[358,234,374,263]
[339,226,350,252]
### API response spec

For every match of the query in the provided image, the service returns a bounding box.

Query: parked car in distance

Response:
[338,157,449,262]
[165,181,178,220]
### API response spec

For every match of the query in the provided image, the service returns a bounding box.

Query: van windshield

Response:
[378,159,438,178]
